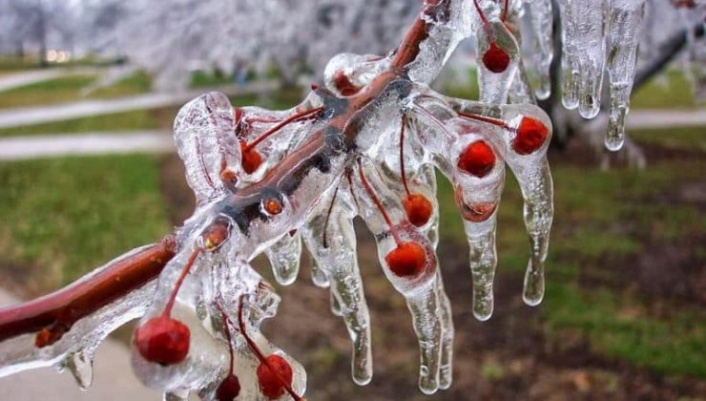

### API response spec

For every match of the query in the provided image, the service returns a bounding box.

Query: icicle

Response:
[525,0,554,100]
[559,0,607,117]
[302,187,373,386]
[434,271,454,390]
[476,20,521,104]
[310,263,331,288]
[454,131,505,319]
[265,232,302,286]
[406,284,442,395]
[605,0,646,151]
[64,349,94,390]
[501,108,554,306]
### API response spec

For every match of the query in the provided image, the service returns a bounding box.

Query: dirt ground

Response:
[154,138,706,401]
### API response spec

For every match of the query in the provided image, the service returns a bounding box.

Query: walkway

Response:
[0,68,98,93]
[0,80,278,130]
[0,288,160,401]
[0,131,173,161]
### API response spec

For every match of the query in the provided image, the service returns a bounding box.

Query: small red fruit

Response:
[257,355,294,399]
[482,42,510,73]
[457,140,496,178]
[216,374,241,401]
[333,70,361,96]
[513,117,548,155]
[134,316,190,366]
[385,241,426,277]
[403,193,433,227]
[240,141,263,174]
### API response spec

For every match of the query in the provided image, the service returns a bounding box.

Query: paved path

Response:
[0,80,278,130]
[0,288,161,401]
[0,68,98,93]
[0,131,174,161]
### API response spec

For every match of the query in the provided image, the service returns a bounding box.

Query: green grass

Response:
[0,154,170,286]
[0,109,168,137]
[632,70,702,109]
[0,74,97,108]
[544,283,706,378]
[436,126,706,378]
[88,71,152,99]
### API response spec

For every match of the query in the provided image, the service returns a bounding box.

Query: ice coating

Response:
[476,20,521,104]
[559,0,606,117]
[0,0,647,399]
[301,186,373,386]
[524,0,554,100]
[605,0,646,151]
[265,232,302,286]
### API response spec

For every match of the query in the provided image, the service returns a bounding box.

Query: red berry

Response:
[333,70,361,96]
[385,242,426,277]
[257,355,294,399]
[482,42,510,73]
[240,141,263,174]
[134,316,190,366]
[403,193,433,227]
[513,117,548,155]
[216,374,241,401]
[457,140,496,178]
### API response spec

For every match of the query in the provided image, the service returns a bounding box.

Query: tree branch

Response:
[633,20,706,91]
[0,235,176,346]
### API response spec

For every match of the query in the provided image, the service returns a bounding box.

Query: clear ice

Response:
[0,0,669,398]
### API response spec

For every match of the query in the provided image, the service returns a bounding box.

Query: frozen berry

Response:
[257,355,294,399]
[216,374,241,401]
[482,42,510,73]
[134,316,190,366]
[513,117,548,155]
[403,194,433,227]
[240,141,263,174]
[385,242,426,277]
[457,140,496,178]
[333,70,361,96]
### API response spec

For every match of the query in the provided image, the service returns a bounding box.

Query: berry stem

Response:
[237,296,303,401]
[163,248,203,317]
[457,110,510,129]
[216,303,236,376]
[398,115,412,197]
[473,0,493,38]
[243,107,324,152]
[356,159,402,245]
[502,0,510,22]
[322,186,340,249]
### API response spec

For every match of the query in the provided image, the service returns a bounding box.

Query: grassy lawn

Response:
[433,125,706,379]
[0,154,170,291]
[0,71,154,109]
[632,70,703,109]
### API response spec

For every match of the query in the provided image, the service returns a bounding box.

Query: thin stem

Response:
[163,248,203,316]
[237,296,303,401]
[356,159,402,245]
[457,110,510,129]
[473,0,491,32]
[322,186,340,249]
[216,302,236,376]
[244,107,323,152]
[399,115,411,197]
[502,0,510,22]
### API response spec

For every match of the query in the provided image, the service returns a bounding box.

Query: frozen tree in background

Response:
[0,1,703,400]
[0,0,76,64]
